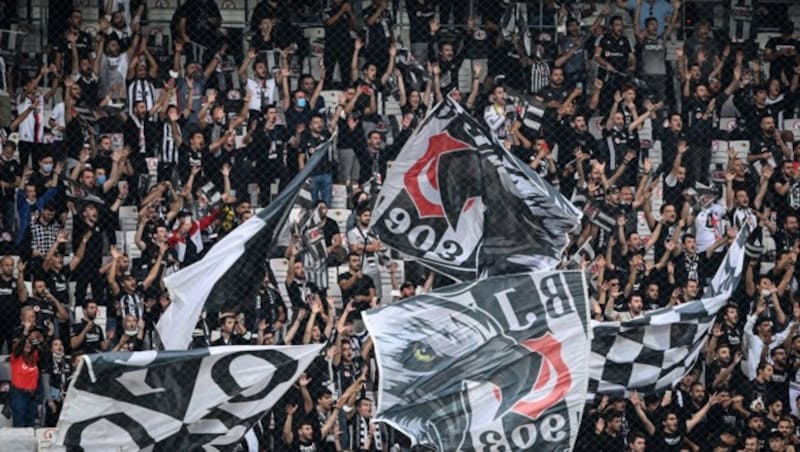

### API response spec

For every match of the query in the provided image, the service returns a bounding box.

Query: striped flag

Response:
[157,138,332,350]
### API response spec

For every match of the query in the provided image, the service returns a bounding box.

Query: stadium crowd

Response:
[0,0,798,450]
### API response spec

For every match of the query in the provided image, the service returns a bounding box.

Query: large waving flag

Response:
[363,271,591,451]
[55,345,321,450]
[370,98,581,282]
[158,138,332,350]
[589,216,753,395]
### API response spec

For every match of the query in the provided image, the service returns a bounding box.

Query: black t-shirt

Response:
[290,437,324,452]
[337,272,375,306]
[322,1,354,41]
[766,36,800,81]
[649,424,687,452]
[53,31,93,76]
[406,0,436,44]
[71,319,105,354]
[362,5,394,53]
[0,158,20,200]
[300,131,333,176]
[46,268,72,307]
[26,297,56,332]
[286,279,321,308]
[0,276,19,328]
[596,33,632,77]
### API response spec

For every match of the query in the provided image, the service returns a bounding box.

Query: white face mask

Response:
[125,329,138,337]
[52,351,64,360]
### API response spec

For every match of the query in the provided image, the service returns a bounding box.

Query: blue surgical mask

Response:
[41,163,53,173]
[296,98,308,108]
[96,174,107,185]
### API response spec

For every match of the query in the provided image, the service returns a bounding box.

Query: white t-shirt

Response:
[48,102,65,142]
[694,203,726,253]
[245,77,277,112]
[346,226,380,274]
[16,95,46,144]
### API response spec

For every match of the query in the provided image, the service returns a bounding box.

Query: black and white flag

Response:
[370,98,581,282]
[55,344,322,450]
[363,271,591,451]
[589,218,753,395]
[158,138,332,350]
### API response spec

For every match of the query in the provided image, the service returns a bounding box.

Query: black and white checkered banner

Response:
[55,345,321,450]
[589,217,753,396]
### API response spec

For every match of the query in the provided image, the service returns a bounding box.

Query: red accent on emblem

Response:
[404,133,471,218]
[512,334,572,421]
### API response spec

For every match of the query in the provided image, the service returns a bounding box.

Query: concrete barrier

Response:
[0,427,37,451]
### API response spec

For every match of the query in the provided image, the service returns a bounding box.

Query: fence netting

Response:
[0,0,799,450]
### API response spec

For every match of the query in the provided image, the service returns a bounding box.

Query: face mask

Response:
[1,155,11,162]
[96,174,107,185]
[125,329,138,337]
[52,351,64,360]
[296,98,308,108]
[41,163,53,173]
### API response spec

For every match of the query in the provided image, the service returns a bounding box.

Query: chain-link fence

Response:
[0,0,798,450]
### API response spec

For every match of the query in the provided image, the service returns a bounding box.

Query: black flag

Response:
[370,98,581,281]
[158,138,332,349]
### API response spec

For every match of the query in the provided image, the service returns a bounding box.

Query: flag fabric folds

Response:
[362,271,591,451]
[55,344,322,450]
[589,217,753,395]
[369,97,581,282]
[157,138,331,350]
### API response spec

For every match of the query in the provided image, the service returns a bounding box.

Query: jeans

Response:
[10,387,38,427]
[310,173,333,207]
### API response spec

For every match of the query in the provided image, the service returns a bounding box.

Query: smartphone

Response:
[576,82,583,91]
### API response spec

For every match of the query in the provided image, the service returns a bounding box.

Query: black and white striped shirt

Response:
[159,121,181,164]
[127,78,156,117]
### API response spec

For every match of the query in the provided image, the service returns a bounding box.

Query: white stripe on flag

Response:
[158,216,267,350]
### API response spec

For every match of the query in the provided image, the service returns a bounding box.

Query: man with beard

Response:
[70,300,112,354]
[769,214,800,255]
[123,100,156,175]
[654,112,686,173]
[53,9,93,78]
[769,346,791,409]
[734,82,781,139]
[338,252,376,312]
[593,15,636,116]
[347,207,383,300]
[285,244,323,309]
[633,1,679,106]
[125,41,160,117]
[0,256,22,353]
[749,115,792,174]
[631,394,722,452]
[72,202,117,307]
[362,0,394,74]
[427,19,473,96]
[173,41,215,121]
[704,340,743,390]
[683,82,717,185]
[604,291,644,321]
[534,67,572,110]
[243,104,289,203]
[18,269,69,343]
[662,140,690,209]
[239,49,278,118]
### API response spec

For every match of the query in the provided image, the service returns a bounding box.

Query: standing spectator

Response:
[171,0,222,55]
[764,21,799,83]
[17,67,55,169]
[52,9,93,77]
[41,337,70,427]
[0,142,21,233]
[362,0,394,74]
[9,315,41,427]
[72,203,116,307]
[70,300,112,354]
[633,0,680,106]
[298,114,334,206]
[240,49,278,118]
[322,0,356,89]
[406,0,436,64]
[593,15,636,116]
[347,207,383,300]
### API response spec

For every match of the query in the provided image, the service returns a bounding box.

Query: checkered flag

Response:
[588,218,753,396]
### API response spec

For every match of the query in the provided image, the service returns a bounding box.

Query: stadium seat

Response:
[785,119,800,141]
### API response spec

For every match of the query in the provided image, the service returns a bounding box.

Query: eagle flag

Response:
[370,97,581,282]
[362,271,591,451]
